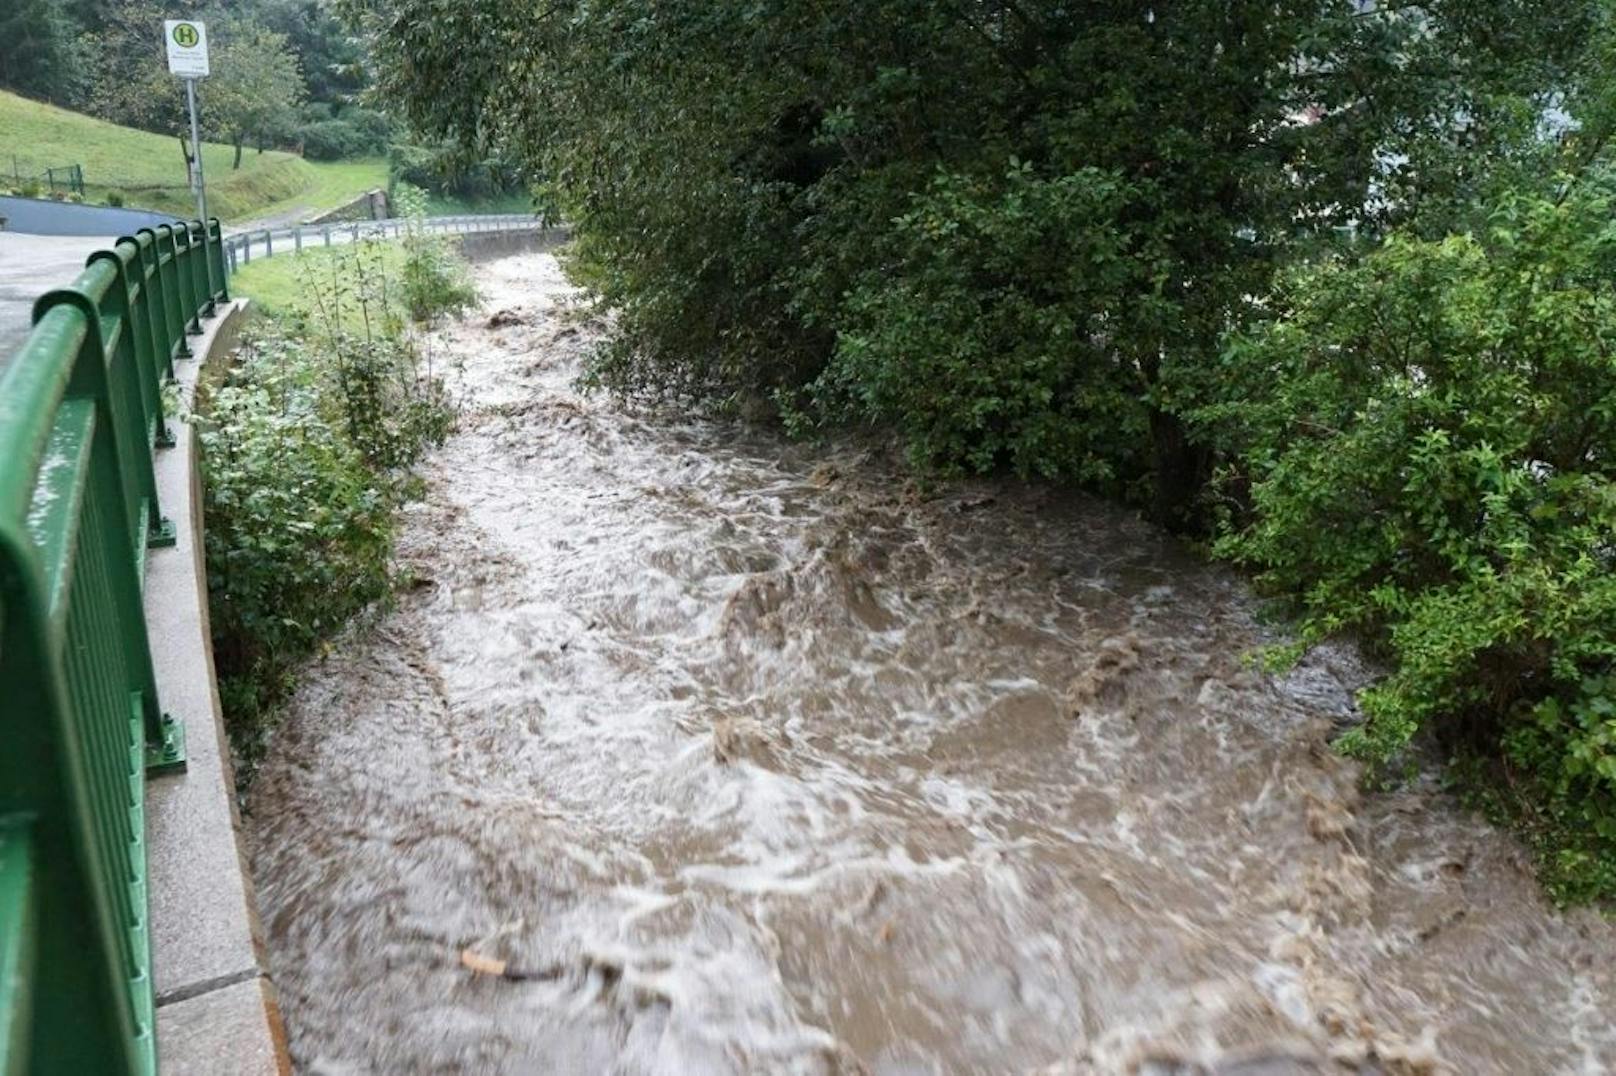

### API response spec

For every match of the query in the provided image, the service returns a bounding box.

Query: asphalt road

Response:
[0,232,113,365]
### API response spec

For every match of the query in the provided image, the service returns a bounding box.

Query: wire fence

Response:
[7,157,86,196]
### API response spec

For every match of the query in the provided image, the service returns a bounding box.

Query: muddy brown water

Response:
[247,254,1616,1075]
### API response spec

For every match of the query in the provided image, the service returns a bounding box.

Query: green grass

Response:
[424,190,535,216]
[242,157,390,226]
[0,90,386,225]
[230,241,410,334]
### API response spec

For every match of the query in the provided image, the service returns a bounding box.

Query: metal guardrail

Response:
[223,212,552,270]
[0,219,227,1074]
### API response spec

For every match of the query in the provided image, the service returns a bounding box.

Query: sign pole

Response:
[185,76,208,226]
[167,18,214,298]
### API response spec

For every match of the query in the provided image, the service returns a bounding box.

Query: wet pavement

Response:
[0,232,110,362]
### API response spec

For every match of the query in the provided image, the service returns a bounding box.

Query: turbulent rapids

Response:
[247,253,1616,1075]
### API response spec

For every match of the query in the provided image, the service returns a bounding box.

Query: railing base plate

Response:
[145,714,188,776]
[148,518,177,549]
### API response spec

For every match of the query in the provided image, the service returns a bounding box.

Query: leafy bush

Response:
[394,184,479,323]
[300,108,392,161]
[300,119,368,161]
[198,239,457,773]
[388,137,519,200]
[353,0,1602,524]
[1194,186,1616,902]
[813,164,1149,490]
[103,189,125,207]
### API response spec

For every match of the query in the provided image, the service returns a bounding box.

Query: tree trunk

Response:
[233,138,243,170]
[1148,407,1211,535]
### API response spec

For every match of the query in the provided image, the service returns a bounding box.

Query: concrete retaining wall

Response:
[306,188,389,225]
[457,226,571,262]
[146,298,291,1075]
[0,195,179,236]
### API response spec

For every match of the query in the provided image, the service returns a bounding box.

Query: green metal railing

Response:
[0,220,228,1075]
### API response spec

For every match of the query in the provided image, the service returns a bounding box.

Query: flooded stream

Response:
[247,253,1616,1074]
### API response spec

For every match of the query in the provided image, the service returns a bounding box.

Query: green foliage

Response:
[0,0,86,104]
[351,0,1600,525]
[199,239,457,773]
[102,188,124,207]
[1194,184,1616,901]
[394,183,479,323]
[816,165,1149,489]
[387,137,520,201]
[299,108,391,160]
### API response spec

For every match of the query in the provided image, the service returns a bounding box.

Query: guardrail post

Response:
[178,226,203,337]
[88,245,173,457]
[208,220,230,302]
[131,232,168,385]
[294,226,302,253]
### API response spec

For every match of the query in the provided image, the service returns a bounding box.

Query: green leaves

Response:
[198,275,457,777]
[1196,184,1616,902]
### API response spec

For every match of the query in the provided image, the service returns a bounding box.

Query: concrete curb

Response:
[143,298,292,1075]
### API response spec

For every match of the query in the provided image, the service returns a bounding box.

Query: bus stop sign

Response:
[165,20,209,78]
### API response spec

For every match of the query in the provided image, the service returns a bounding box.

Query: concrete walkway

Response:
[0,231,112,362]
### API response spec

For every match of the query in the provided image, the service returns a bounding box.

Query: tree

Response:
[0,0,85,104]
[344,0,1601,526]
[81,0,189,147]
[82,3,305,170]
[249,0,367,109]
[206,22,304,168]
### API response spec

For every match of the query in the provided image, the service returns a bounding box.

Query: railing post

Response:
[87,244,171,460]
[131,232,168,385]
[178,225,203,337]
[209,220,230,301]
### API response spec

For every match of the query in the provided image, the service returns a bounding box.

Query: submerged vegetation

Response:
[199,212,474,775]
[348,0,1616,900]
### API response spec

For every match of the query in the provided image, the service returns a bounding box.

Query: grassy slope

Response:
[424,190,534,216]
[236,157,389,226]
[0,91,384,224]
[229,242,409,333]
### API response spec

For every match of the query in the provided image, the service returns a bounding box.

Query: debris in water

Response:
[1067,633,1143,715]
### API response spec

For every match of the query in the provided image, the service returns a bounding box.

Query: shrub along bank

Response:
[1194,182,1616,903]
[351,0,1616,901]
[198,203,476,776]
